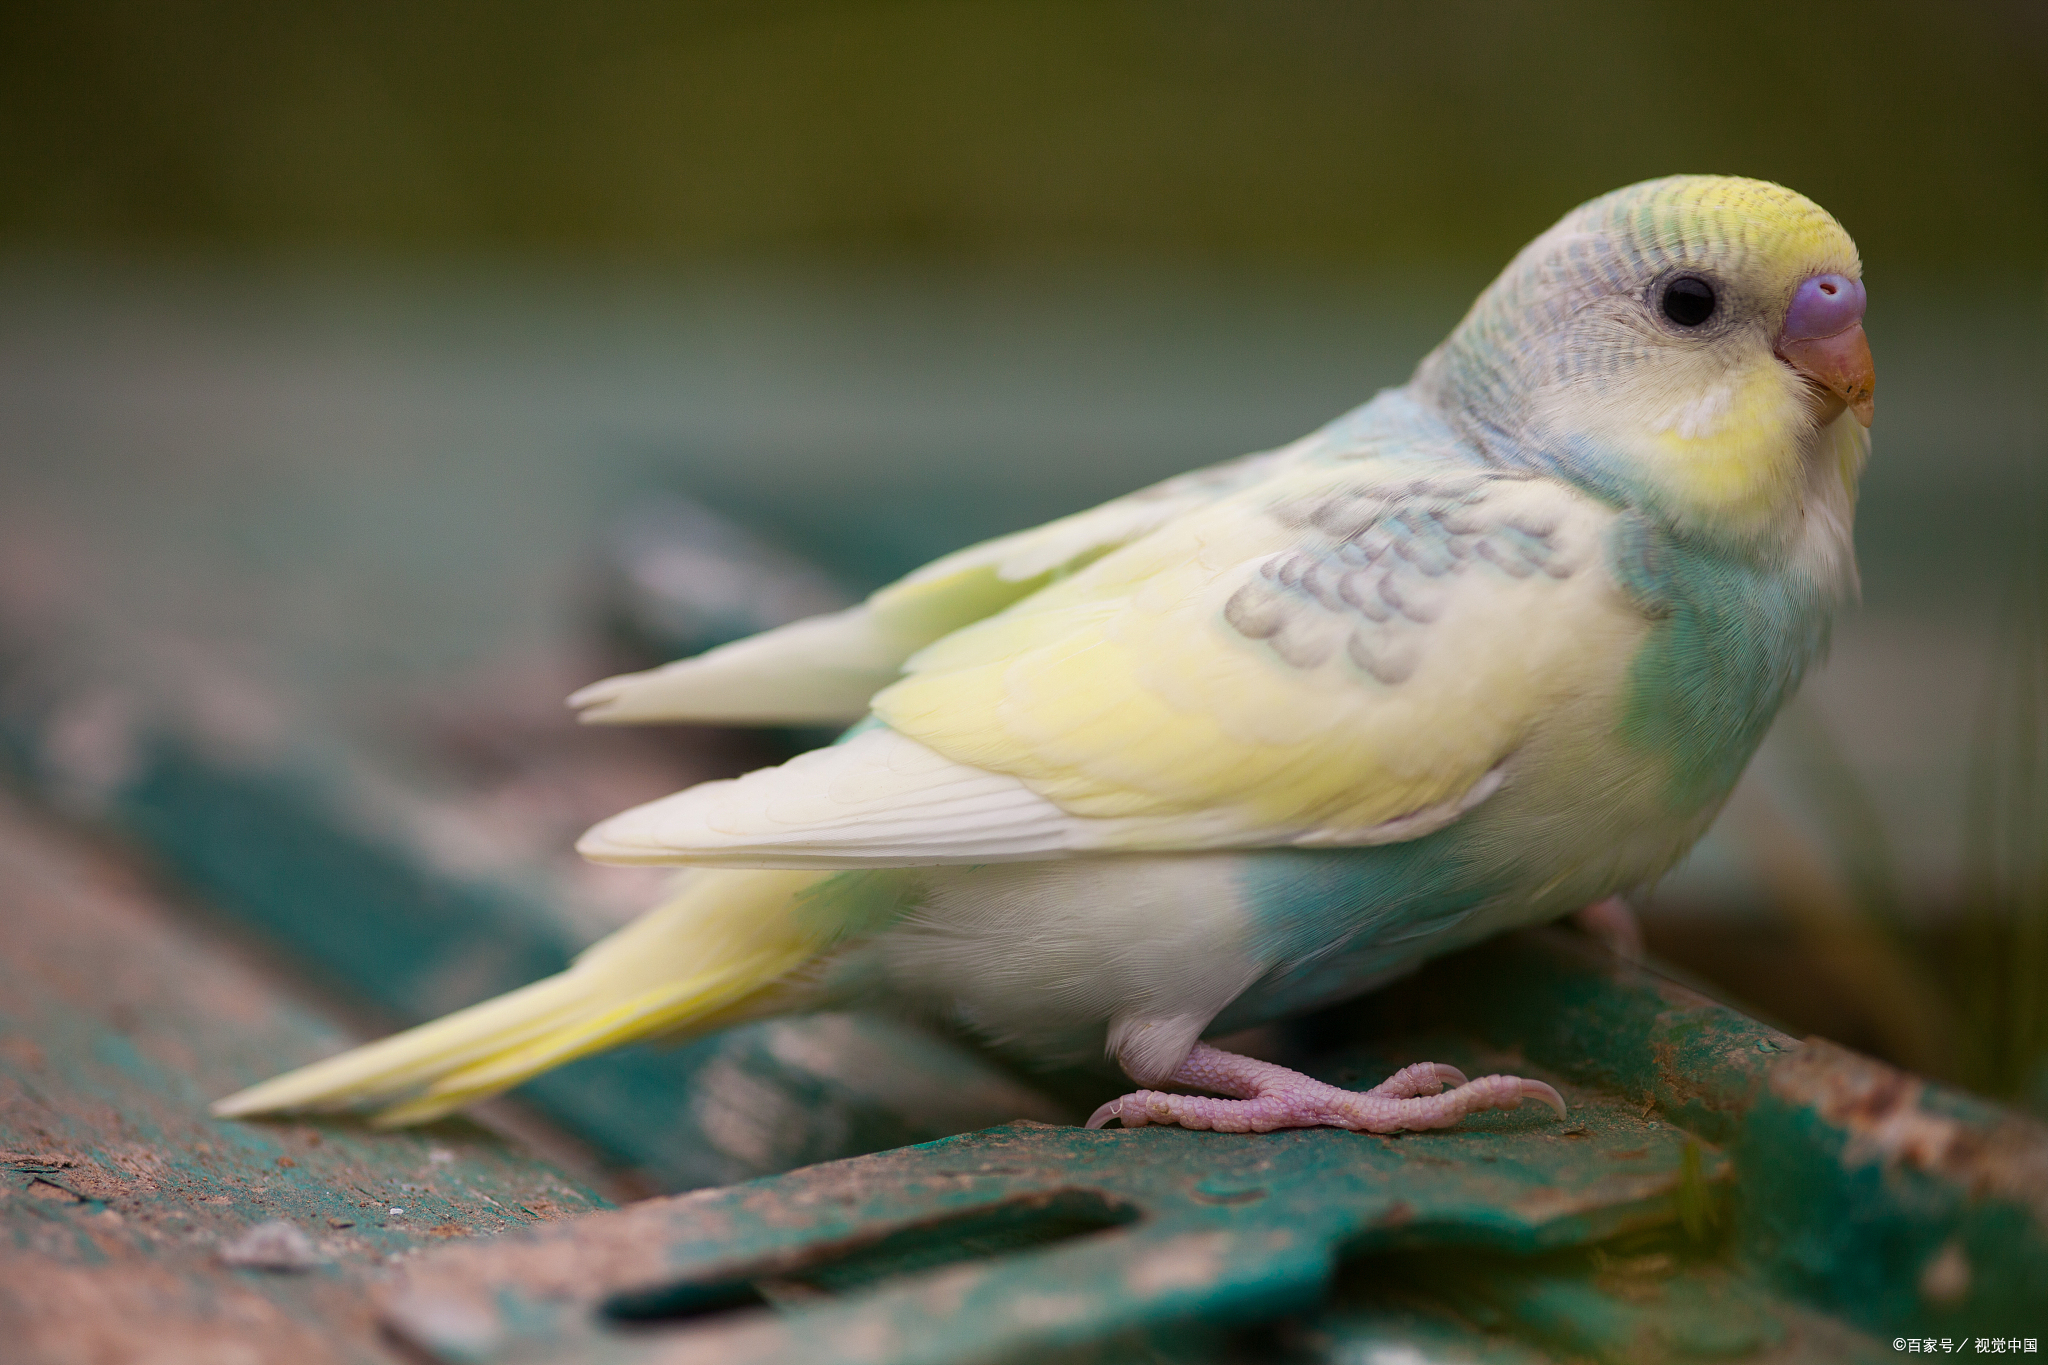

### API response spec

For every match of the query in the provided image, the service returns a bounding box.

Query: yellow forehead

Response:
[1574,175,1861,286]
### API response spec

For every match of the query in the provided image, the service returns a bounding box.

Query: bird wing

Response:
[578,460,1645,868]
[569,446,1297,724]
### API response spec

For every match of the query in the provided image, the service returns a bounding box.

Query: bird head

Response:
[1412,175,1872,556]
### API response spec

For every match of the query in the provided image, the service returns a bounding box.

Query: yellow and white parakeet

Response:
[217,176,1874,1136]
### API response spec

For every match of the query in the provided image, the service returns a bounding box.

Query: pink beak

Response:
[1775,273,1875,427]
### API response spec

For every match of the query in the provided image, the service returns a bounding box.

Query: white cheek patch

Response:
[1652,380,1738,440]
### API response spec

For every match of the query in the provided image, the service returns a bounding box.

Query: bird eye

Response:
[1660,276,1717,328]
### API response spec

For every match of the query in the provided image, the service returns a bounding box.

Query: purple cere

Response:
[1782,273,1866,341]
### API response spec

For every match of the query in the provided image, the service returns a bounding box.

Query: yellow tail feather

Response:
[211,869,834,1125]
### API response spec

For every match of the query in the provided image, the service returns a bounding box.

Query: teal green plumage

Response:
[215,175,1875,1124]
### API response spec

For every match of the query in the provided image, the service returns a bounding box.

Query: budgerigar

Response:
[216,176,1875,1137]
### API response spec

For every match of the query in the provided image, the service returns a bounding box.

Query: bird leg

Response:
[1085,1042,1566,1134]
[1571,895,1644,962]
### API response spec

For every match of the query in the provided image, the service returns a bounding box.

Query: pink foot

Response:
[1572,896,1645,962]
[1085,1043,1567,1134]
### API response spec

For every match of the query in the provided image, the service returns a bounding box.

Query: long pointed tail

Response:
[211,869,836,1126]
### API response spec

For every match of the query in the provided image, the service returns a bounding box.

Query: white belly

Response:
[870,854,1263,1083]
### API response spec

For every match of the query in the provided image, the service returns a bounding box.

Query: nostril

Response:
[1782,273,1865,342]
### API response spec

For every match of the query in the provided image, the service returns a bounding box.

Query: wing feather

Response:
[874,462,1640,843]
[576,727,1085,867]
[577,459,1646,868]
[569,606,908,724]
[570,448,1291,725]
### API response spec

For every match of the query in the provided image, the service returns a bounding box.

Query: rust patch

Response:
[0,1254,370,1365]
[1770,1038,2048,1223]
[382,1192,745,1314]
[1649,1036,1715,1109]
[27,1176,84,1203]
[0,1038,47,1071]
[1,1149,74,1170]
[0,787,606,1359]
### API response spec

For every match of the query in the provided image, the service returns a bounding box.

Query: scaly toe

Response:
[1367,1059,1469,1099]
[1082,1045,1567,1136]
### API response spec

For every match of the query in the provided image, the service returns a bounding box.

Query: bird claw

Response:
[1084,1098,1124,1130]
[1085,1044,1567,1135]
[1518,1078,1568,1119]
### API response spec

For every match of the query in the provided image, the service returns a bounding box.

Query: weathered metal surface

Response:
[1745,1038,2048,1337]
[375,1091,1721,1365]
[0,789,606,1363]
[1332,930,2048,1338]
[1300,1239,1893,1364]
[335,928,2044,1363]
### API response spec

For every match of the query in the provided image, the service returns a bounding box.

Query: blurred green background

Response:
[3,0,2042,267]
[0,1,2043,1116]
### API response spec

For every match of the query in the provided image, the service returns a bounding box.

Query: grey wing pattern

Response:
[1221,471,1595,685]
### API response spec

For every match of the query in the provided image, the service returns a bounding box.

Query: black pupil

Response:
[1662,276,1716,327]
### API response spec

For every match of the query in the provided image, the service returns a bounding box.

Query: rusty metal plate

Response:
[365,929,2048,1363]
[0,790,607,1364]
[378,1050,1724,1364]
